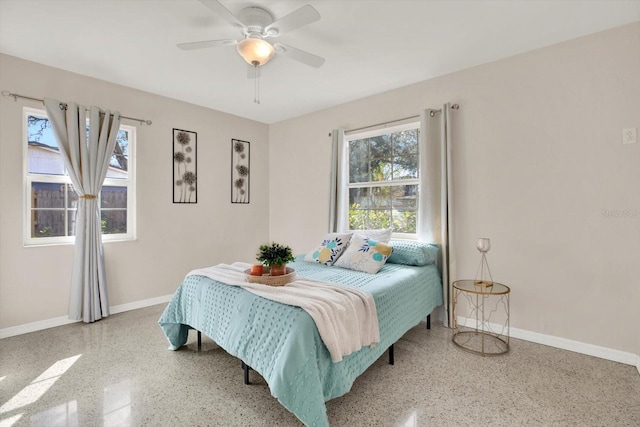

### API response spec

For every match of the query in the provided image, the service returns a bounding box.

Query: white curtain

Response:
[329,129,347,233]
[44,98,121,323]
[417,104,455,327]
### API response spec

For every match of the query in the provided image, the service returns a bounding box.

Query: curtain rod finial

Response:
[1,90,16,101]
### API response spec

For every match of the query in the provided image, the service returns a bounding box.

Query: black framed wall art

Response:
[231,139,250,204]
[173,128,197,203]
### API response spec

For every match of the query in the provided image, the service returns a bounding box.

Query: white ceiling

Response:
[1,0,638,124]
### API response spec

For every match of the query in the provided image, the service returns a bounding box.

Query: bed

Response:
[159,241,442,427]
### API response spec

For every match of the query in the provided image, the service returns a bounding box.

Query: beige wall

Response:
[269,23,640,356]
[0,54,270,328]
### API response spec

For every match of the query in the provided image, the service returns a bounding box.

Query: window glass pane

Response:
[393,130,418,156]
[349,187,376,229]
[32,210,65,238]
[349,188,393,230]
[28,114,129,179]
[392,155,419,179]
[369,134,391,159]
[349,208,368,230]
[391,184,418,209]
[101,186,127,234]
[101,210,127,235]
[392,210,417,233]
[349,187,370,209]
[349,208,392,230]
[106,130,129,179]
[370,186,391,208]
[367,209,391,230]
[67,185,78,209]
[101,186,127,209]
[28,115,66,175]
[391,185,417,233]
[348,139,368,183]
[370,159,392,181]
[67,211,77,236]
[31,182,64,209]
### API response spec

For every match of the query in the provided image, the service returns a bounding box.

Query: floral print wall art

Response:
[231,139,250,204]
[173,129,197,203]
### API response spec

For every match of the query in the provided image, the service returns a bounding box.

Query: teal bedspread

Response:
[158,256,442,427]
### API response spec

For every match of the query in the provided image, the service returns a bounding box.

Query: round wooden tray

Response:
[244,267,296,286]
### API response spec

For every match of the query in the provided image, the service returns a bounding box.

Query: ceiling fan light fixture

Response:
[237,37,275,66]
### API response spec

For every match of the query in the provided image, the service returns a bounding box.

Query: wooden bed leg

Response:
[197,330,201,350]
[388,344,394,365]
[241,361,251,385]
[426,314,431,330]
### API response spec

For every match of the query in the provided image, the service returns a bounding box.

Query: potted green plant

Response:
[257,242,295,276]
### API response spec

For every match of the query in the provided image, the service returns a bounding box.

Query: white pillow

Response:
[304,232,353,266]
[333,234,393,274]
[350,228,392,243]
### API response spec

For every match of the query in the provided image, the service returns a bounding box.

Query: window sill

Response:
[24,235,136,248]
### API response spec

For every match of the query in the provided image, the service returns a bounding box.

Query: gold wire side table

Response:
[452,280,510,356]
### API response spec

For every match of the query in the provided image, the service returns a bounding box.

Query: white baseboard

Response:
[456,316,639,370]
[0,294,173,339]
[0,315,78,339]
[109,294,173,315]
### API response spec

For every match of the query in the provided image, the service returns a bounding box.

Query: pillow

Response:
[304,232,352,266]
[387,240,439,266]
[333,234,393,274]
[349,228,392,243]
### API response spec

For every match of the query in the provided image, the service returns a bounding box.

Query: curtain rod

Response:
[344,104,459,135]
[1,90,153,125]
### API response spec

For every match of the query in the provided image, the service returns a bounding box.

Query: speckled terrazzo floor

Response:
[1,304,639,426]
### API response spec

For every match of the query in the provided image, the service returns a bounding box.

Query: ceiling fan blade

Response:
[177,39,237,50]
[264,5,320,36]
[199,0,247,31]
[274,43,325,68]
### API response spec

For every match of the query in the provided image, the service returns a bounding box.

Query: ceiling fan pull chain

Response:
[253,62,260,104]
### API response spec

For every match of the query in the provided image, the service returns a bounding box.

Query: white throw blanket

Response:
[186,262,380,362]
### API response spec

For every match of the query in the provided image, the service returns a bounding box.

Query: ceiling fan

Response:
[178,0,325,70]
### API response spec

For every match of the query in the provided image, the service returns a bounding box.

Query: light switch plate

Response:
[622,128,636,144]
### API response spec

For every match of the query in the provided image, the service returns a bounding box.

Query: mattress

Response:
[158,256,442,426]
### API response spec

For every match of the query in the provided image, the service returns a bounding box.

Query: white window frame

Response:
[23,107,136,246]
[343,121,420,240]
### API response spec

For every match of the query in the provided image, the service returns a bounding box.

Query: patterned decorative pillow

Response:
[349,228,392,243]
[333,234,393,274]
[304,233,353,266]
[387,240,439,266]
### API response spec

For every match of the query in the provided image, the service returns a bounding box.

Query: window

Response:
[24,107,136,245]
[344,122,419,239]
